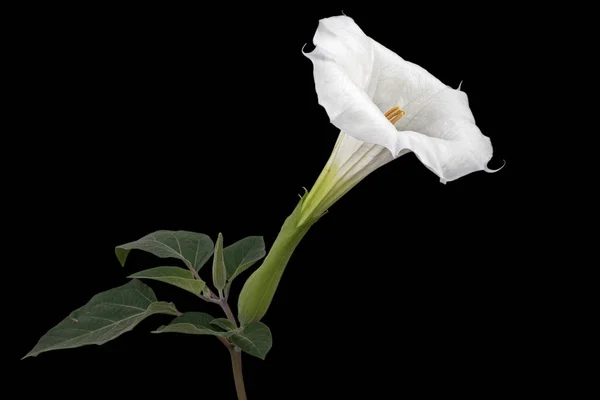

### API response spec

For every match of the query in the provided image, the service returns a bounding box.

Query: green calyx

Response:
[237,193,321,325]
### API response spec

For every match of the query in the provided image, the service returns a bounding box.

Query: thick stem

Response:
[230,347,247,400]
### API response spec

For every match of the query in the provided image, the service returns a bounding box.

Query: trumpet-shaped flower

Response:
[298,15,500,223]
[238,15,501,325]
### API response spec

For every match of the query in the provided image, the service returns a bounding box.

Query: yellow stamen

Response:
[384,106,400,118]
[386,108,402,120]
[390,112,405,124]
[384,106,405,125]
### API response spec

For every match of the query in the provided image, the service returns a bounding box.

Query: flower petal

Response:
[392,88,494,182]
[303,16,496,183]
[300,132,393,223]
[303,17,401,154]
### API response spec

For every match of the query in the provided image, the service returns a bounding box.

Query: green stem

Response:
[230,347,246,400]
[216,293,244,398]
[220,300,237,327]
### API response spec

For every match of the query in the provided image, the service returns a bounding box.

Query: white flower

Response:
[237,16,504,325]
[299,15,501,223]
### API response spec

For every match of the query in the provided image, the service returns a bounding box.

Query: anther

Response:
[384,106,405,125]
[384,106,400,118]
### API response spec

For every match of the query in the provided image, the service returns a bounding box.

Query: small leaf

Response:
[147,301,181,316]
[224,236,266,281]
[153,312,234,338]
[210,318,236,331]
[128,266,205,296]
[230,322,272,360]
[116,230,214,271]
[212,233,226,292]
[23,280,178,359]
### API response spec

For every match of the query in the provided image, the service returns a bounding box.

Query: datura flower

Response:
[238,15,501,325]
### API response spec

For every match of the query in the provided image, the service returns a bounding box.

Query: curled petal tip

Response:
[485,159,506,173]
[301,42,317,57]
[298,187,309,200]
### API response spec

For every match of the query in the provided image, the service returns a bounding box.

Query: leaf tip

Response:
[114,247,128,267]
[21,350,36,360]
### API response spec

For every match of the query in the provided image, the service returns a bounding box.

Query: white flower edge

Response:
[302,15,503,184]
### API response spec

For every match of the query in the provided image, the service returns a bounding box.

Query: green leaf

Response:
[210,318,236,331]
[153,312,235,337]
[116,230,214,271]
[23,280,179,359]
[212,232,226,292]
[147,301,180,316]
[224,236,266,281]
[128,266,205,296]
[230,322,272,360]
[201,285,212,298]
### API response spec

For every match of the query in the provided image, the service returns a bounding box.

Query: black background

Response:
[10,3,538,399]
